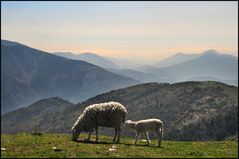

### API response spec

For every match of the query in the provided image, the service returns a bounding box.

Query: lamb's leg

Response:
[87,131,91,141]
[112,128,117,142]
[95,127,98,142]
[145,132,151,146]
[134,133,139,145]
[116,128,121,143]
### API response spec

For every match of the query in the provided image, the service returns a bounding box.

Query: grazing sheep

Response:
[71,101,127,143]
[125,119,163,147]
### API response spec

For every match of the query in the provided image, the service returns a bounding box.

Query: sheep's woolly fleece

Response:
[72,102,127,131]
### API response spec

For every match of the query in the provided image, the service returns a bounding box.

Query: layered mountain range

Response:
[1,40,140,114]
[55,50,238,86]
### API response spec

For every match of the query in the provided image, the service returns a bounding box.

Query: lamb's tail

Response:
[120,111,127,128]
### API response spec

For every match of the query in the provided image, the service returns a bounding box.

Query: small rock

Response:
[109,148,116,151]
[1,148,6,151]
[112,146,118,149]
[109,145,118,151]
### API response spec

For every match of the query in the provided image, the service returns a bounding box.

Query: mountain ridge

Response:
[54,52,119,69]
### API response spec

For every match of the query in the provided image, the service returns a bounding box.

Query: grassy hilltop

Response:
[1,133,238,158]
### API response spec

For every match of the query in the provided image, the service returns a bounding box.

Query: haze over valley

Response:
[54,49,238,86]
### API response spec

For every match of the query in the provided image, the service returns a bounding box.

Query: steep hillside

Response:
[1,40,140,114]
[1,97,74,134]
[2,81,238,141]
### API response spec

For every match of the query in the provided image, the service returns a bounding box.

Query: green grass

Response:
[1,133,238,158]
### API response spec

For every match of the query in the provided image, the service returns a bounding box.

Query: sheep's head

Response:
[71,128,80,141]
[71,115,84,141]
[124,120,135,130]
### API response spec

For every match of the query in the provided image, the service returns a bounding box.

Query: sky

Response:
[1,1,238,62]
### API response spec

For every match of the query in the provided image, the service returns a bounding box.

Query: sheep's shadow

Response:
[124,143,164,148]
[73,139,163,148]
[74,139,116,145]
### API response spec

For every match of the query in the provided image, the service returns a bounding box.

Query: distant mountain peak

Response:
[202,49,220,55]
[200,49,237,60]
[55,52,120,69]
[81,52,99,56]
[175,52,186,56]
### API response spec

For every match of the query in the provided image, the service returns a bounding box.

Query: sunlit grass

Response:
[1,133,238,158]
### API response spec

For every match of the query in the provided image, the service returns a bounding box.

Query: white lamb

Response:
[71,101,127,143]
[125,119,163,147]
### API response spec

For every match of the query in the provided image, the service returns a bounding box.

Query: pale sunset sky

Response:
[1,1,238,62]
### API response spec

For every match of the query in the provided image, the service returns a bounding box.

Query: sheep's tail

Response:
[160,122,164,138]
[122,112,127,124]
[160,123,163,137]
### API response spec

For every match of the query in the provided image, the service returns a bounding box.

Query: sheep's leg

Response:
[134,133,140,145]
[116,128,121,143]
[157,129,162,147]
[95,127,98,142]
[87,132,91,141]
[112,128,117,142]
[145,132,151,146]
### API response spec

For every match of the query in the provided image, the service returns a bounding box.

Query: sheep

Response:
[124,119,163,147]
[71,101,127,143]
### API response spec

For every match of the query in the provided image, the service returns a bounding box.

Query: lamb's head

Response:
[124,120,136,130]
[71,115,85,141]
